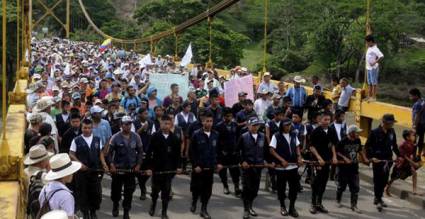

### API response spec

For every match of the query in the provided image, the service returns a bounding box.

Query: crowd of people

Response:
[23,37,422,219]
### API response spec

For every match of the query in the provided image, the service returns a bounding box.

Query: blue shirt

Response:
[93,119,112,146]
[286,86,307,108]
[120,95,142,111]
[412,99,424,125]
[39,181,75,216]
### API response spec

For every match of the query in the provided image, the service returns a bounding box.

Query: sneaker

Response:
[351,206,362,214]
[381,200,388,208]
[243,210,250,219]
[248,207,258,217]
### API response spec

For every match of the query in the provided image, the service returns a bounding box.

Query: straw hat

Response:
[45,153,81,181]
[33,97,54,113]
[24,144,53,165]
[40,210,68,219]
[293,75,306,83]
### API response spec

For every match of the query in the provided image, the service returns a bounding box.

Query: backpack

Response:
[27,171,44,219]
[35,188,65,219]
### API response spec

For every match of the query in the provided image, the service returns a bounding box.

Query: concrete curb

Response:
[358,171,425,209]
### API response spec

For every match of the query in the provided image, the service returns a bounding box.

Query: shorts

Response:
[367,68,379,85]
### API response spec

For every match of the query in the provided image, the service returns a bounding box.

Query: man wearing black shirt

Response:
[60,113,82,153]
[305,85,326,122]
[189,112,223,219]
[336,125,368,213]
[232,92,247,116]
[365,114,400,212]
[146,115,182,219]
[216,107,241,196]
[309,112,338,214]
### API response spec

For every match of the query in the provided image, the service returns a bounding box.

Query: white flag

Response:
[139,54,153,68]
[180,43,193,67]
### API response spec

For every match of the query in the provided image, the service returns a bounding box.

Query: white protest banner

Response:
[180,43,193,67]
[139,54,153,67]
[224,74,254,107]
[148,73,189,100]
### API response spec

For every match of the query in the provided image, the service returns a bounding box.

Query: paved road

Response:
[97,171,424,219]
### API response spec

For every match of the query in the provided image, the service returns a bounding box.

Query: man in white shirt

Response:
[254,89,272,121]
[337,78,356,112]
[365,35,384,101]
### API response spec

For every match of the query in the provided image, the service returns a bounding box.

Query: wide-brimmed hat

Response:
[263,72,271,77]
[347,125,363,133]
[293,76,306,83]
[24,144,53,165]
[33,97,54,112]
[259,89,270,95]
[40,210,68,219]
[45,153,81,181]
[382,114,397,124]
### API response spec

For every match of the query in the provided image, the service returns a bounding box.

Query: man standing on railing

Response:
[365,114,400,212]
[365,35,384,101]
[108,116,143,219]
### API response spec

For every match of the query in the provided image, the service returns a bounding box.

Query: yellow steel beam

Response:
[0,182,20,219]
[33,0,65,30]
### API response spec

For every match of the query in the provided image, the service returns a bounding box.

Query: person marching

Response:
[108,116,143,219]
[309,111,338,214]
[335,125,368,213]
[215,107,241,196]
[269,118,303,217]
[69,118,104,219]
[238,117,269,219]
[365,114,400,212]
[146,115,182,219]
[189,111,223,219]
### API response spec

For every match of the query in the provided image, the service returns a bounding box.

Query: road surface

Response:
[97,171,425,219]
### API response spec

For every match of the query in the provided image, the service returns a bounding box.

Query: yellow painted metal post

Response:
[362,0,372,90]
[262,0,269,77]
[1,0,9,154]
[66,0,70,38]
[207,16,213,68]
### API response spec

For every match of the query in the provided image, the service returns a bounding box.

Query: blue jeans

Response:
[367,68,379,85]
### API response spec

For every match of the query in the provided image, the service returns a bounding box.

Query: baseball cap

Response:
[71,92,81,100]
[90,105,104,114]
[247,117,264,126]
[121,115,133,123]
[238,91,248,97]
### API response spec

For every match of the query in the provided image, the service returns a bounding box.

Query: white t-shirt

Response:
[254,98,272,119]
[70,134,103,152]
[338,85,355,107]
[204,131,211,137]
[251,133,258,142]
[269,133,300,170]
[366,45,384,70]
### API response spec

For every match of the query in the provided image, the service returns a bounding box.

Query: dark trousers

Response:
[372,162,392,202]
[74,171,102,212]
[137,174,150,196]
[191,169,214,205]
[111,173,136,210]
[416,124,425,157]
[218,157,240,188]
[267,168,277,190]
[151,174,174,202]
[242,168,262,209]
[311,164,330,206]
[276,168,299,207]
[336,169,360,207]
